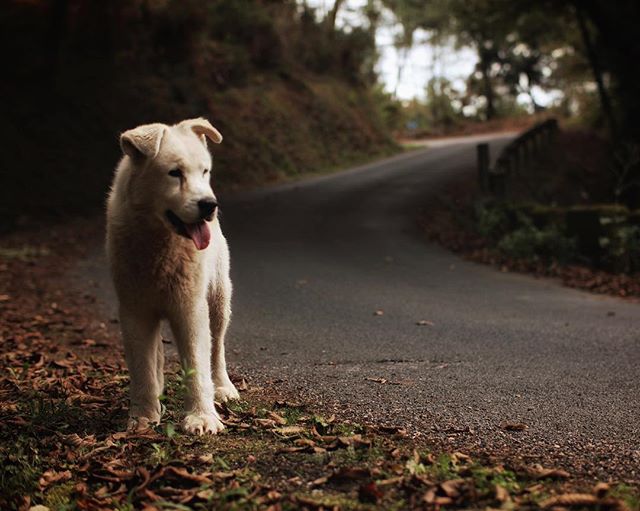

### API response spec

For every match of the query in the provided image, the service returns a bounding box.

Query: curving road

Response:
[79,134,640,480]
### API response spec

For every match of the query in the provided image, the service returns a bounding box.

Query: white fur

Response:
[106,118,238,435]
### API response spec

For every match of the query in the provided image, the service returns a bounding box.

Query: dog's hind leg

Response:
[169,301,224,435]
[120,308,163,430]
[209,278,239,402]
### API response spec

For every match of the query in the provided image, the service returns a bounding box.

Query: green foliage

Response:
[42,481,75,510]
[497,223,577,263]
[610,142,640,206]
[477,202,577,263]
[426,454,459,481]
[476,201,513,241]
[600,224,640,273]
[0,439,41,510]
[471,466,520,495]
[371,86,405,133]
[424,78,463,130]
[610,483,640,511]
[0,245,51,261]
[479,199,640,271]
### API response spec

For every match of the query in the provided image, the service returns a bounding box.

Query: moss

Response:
[424,454,459,481]
[566,204,630,215]
[0,439,42,509]
[610,483,640,510]
[43,481,76,510]
[470,465,521,496]
[290,492,364,510]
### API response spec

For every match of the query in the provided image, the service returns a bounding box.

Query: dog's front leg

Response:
[209,282,239,402]
[120,308,163,430]
[169,301,224,435]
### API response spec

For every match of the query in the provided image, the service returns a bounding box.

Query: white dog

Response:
[106,118,238,435]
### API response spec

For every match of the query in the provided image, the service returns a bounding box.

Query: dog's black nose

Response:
[198,199,218,218]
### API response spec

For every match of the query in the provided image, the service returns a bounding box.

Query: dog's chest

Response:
[115,234,207,301]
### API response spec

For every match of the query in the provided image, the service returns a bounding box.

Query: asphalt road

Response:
[79,134,640,480]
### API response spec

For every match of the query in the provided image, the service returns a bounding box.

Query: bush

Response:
[476,202,512,241]
[476,201,533,241]
[497,223,577,263]
[476,201,640,271]
[476,201,577,263]
[600,224,640,273]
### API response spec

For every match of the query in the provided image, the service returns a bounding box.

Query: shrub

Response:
[600,224,640,273]
[497,223,577,263]
[476,202,512,241]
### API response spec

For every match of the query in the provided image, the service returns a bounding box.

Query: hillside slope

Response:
[1,1,396,227]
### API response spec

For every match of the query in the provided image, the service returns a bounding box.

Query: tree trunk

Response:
[577,0,640,141]
[46,0,69,83]
[327,0,345,32]
[479,49,495,120]
[574,4,618,138]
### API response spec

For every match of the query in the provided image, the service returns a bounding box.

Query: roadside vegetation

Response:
[1,1,398,229]
[421,129,640,298]
[1,223,638,510]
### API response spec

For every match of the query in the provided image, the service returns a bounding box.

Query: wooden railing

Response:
[477,118,559,197]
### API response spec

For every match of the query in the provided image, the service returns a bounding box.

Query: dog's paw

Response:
[215,383,240,402]
[183,412,225,435]
[127,416,157,432]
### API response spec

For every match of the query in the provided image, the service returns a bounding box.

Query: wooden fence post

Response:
[489,170,506,199]
[511,149,520,175]
[490,156,509,199]
[477,143,490,192]
[522,137,532,172]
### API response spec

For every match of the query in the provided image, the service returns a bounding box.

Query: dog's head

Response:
[119,118,223,250]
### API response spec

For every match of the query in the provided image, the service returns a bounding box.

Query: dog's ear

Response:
[180,118,223,146]
[120,123,167,161]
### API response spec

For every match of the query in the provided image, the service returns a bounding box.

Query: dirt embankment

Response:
[1,1,396,229]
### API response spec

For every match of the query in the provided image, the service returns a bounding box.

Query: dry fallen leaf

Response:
[495,484,510,502]
[440,479,465,498]
[593,482,610,498]
[266,411,288,425]
[423,488,437,504]
[540,493,598,508]
[416,320,434,326]
[196,489,215,500]
[377,476,404,487]
[197,454,214,464]
[254,418,278,429]
[500,422,528,431]
[39,470,72,489]
[365,377,388,384]
[310,475,329,487]
[373,310,384,316]
[528,466,571,480]
[274,425,305,436]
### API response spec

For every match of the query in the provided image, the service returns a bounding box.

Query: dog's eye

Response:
[168,169,182,178]
[203,169,209,176]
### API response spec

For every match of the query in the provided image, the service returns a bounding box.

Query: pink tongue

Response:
[184,221,211,250]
